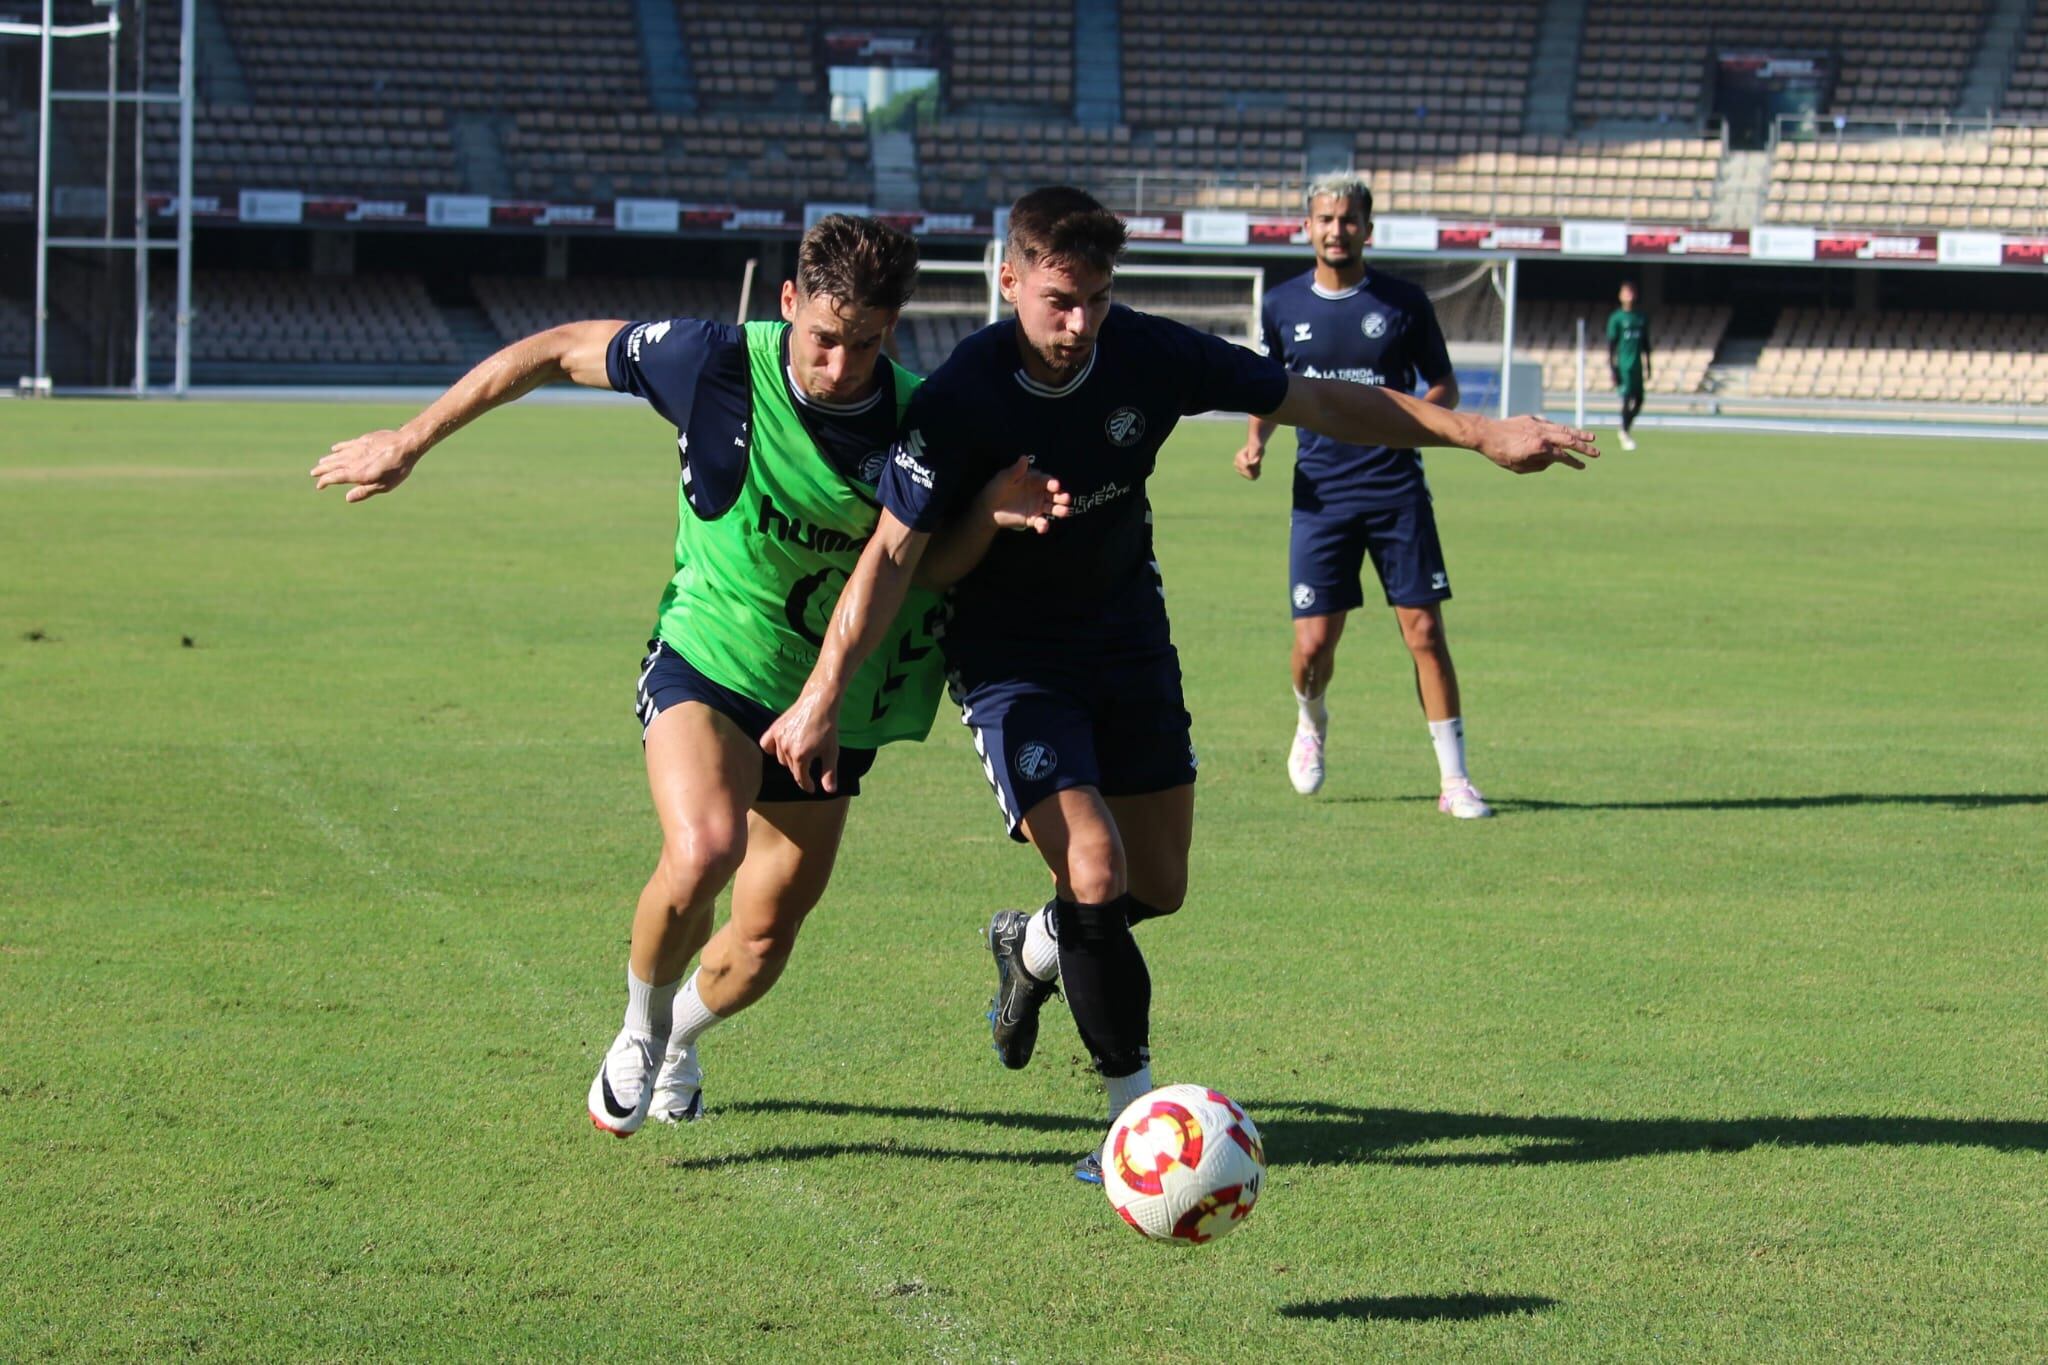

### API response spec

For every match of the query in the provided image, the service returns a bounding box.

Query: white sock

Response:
[624,967,681,1041]
[668,971,724,1049]
[1295,687,1328,733]
[1429,716,1468,785]
[1105,1062,1155,1124]
[1022,903,1061,981]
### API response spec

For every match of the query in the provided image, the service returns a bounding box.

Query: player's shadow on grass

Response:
[1252,1102,2048,1169]
[1280,1293,1556,1323]
[672,1099,2048,1174]
[1406,792,2047,814]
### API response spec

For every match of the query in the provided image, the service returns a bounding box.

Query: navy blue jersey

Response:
[880,305,1289,666]
[1259,269,1453,512]
[606,318,901,517]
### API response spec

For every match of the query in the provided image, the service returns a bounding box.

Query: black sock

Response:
[1123,896,1176,927]
[1053,895,1151,1077]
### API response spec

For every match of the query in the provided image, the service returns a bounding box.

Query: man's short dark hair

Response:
[1006,186,1128,276]
[796,214,918,312]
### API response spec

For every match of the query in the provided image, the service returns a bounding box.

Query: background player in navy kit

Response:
[1235,172,1491,816]
[762,187,1597,1181]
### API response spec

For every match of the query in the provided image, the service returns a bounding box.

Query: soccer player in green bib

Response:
[312,217,1067,1136]
[1606,280,1653,451]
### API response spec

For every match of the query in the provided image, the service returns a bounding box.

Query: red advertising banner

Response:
[1815,232,1940,262]
[2002,238,2048,266]
[1626,227,1751,257]
[1248,215,1303,245]
[1438,221,1562,252]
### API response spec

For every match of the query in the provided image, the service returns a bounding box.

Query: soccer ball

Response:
[1101,1084,1265,1245]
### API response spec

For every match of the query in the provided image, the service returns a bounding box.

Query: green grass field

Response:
[4,401,2045,1361]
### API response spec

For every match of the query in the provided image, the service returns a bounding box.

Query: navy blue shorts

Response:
[1289,496,1451,616]
[953,647,1197,842]
[634,640,876,803]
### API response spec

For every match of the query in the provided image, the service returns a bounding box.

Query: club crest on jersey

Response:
[1292,583,1316,610]
[1014,742,1059,781]
[1361,312,1388,339]
[1105,406,1147,447]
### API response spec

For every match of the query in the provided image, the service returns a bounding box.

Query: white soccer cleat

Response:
[587,1028,659,1137]
[1618,430,1637,451]
[1437,778,1494,819]
[649,1039,704,1125]
[1287,724,1326,795]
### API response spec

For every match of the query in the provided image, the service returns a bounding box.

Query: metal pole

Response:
[1249,267,1264,352]
[33,0,53,386]
[103,5,120,388]
[134,0,150,392]
[1574,316,1586,429]
[1497,256,1518,419]
[985,234,1001,325]
[174,0,194,394]
[736,257,757,324]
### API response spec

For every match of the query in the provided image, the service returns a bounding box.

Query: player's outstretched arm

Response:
[1267,374,1600,474]
[762,510,931,794]
[913,456,1071,590]
[1234,415,1278,481]
[310,320,625,502]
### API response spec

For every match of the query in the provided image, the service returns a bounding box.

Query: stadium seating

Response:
[221,0,649,112]
[684,2,1073,111]
[0,292,32,371]
[145,271,462,365]
[1765,125,2048,231]
[921,123,1721,224]
[1574,0,1983,127]
[1753,308,2048,403]
[143,104,462,197]
[2003,6,2048,115]
[0,102,35,199]
[472,275,740,342]
[1119,0,1541,133]
[504,112,870,202]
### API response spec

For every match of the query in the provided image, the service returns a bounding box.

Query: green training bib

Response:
[652,321,945,749]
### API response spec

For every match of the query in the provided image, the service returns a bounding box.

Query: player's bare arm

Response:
[310,320,624,502]
[1423,373,1460,410]
[761,510,930,794]
[915,456,1071,589]
[1235,415,1278,481]
[1268,373,1599,473]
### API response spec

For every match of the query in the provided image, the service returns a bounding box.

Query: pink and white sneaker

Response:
[1287,724,1326,795]
[1437,778,1494,819]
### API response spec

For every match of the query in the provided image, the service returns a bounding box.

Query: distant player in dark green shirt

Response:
[1606,280,1652,451]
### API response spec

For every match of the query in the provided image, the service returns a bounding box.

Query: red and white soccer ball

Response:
[1101,1084,1265,1245]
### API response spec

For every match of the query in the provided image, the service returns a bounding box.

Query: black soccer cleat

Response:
[986,908,1056,1070]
